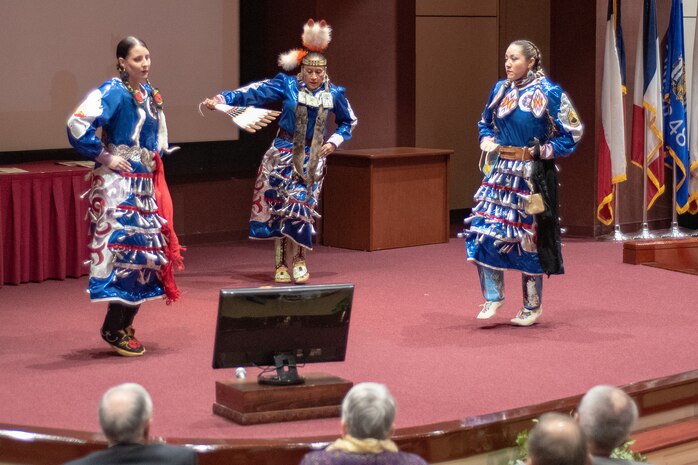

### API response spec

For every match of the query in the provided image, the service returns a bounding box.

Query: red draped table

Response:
[0,161,91,287]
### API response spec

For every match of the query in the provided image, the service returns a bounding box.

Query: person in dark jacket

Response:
[529,413,590,465]
[62,383,197,465]
[577,385,648,465]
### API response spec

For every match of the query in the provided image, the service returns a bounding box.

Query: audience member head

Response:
[528,412,589,465]
[98,383,153,446]
[341,382,396,440]
[577,385,639,456]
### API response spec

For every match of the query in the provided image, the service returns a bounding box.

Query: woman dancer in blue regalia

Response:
[67,37,183,356]
[463,40,583,326]
[204,19,357,284]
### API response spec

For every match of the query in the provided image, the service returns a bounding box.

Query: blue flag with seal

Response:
[662,0,690,212]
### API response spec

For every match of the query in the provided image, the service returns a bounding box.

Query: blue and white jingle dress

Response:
[68,78,175,304]
[465,76,583,274]
[220,73,357,249]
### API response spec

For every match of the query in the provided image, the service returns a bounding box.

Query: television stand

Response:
[213,372,353,425]
[258,354,304,386]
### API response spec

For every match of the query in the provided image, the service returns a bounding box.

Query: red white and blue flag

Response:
[631,0,665,210]
[597,0,627,225]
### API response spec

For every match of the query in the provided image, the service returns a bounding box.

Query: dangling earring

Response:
[117,64,129,82]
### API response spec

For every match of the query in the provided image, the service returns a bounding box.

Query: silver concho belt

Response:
[107,144,155,169]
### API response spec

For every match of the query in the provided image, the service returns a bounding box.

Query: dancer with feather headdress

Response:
[203,19,357,284]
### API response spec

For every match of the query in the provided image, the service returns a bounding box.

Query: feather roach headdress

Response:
[278,19,332,71]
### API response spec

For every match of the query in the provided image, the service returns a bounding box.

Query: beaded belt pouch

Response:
[524,193,546,215]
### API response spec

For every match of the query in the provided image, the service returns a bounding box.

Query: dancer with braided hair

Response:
[203,19,357,284]
[463,40,583,326]
[67,37,183,356]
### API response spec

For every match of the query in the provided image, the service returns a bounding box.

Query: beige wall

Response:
[0,1,240,152]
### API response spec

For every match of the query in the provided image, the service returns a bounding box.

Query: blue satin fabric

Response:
[465,76,582,274]
[478,77,581,156]
[68,79,167,305]
[222,73,356,249]
[247,140,320,249]
[221,73,355,142]
[68,79,159,158]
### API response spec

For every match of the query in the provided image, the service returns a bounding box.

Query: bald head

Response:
[577,385,638,456]
[528,413,589,465]
[98,383,153,445]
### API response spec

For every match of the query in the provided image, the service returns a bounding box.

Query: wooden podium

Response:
[322,147,452,251]
[623,237,698,274]
[213,373,353,425]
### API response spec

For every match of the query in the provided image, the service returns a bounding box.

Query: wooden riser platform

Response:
[213,372,352,425]
[623,238,698,275]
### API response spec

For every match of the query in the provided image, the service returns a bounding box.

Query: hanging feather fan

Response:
[201,104,281,133]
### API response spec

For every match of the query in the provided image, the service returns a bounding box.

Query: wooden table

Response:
[0,161,91,286]
[322,147,452,251]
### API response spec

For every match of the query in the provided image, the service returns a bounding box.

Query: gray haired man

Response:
[577,385,647,465]
[63,383,197,465]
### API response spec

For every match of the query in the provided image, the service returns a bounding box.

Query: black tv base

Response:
[258,354,305,386]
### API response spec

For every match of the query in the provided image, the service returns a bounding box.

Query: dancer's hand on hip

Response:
[479,137,500,154]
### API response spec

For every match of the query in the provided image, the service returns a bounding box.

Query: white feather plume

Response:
[302,20,332,52]
[278,49,305,71]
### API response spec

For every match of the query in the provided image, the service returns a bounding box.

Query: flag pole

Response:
[640,142,654,238]
[599,187,628,241]
[659,163,690,237]
[631,134,655,239]
[598,190,628,241]
[611,188,628,240]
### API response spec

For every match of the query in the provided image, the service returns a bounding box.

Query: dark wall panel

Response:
[550,1,598,236]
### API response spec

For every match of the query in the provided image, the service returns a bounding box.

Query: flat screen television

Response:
[212,283,354,385]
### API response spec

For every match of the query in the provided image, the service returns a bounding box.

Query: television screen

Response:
[212,284,354,369]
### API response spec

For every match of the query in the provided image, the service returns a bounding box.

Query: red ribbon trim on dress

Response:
[152,152,184,304]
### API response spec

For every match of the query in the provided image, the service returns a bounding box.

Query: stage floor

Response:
[1,238,696,440]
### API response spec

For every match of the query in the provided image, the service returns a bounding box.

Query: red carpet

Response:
[1,238,696,440]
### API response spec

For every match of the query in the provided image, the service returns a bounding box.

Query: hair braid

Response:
[527,40,542,72]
